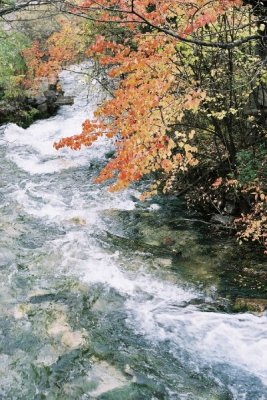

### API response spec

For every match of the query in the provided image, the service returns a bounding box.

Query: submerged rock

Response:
[104,229,182,257]
[29,293,56,304]
[13,304,29,320]
[88,361,129,397]
[36,344,60,366]
[61,331,85,348]
[47,314,86,349]
[156,257,172,267]
[69,217,87,226]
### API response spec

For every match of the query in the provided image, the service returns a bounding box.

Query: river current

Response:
[0,65,267,399]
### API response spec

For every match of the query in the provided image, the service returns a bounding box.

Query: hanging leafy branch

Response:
[4,0,265,250]
[52,2,267,251]
[61,0,267,49]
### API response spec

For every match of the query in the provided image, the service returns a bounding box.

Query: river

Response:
[0,65,267,399]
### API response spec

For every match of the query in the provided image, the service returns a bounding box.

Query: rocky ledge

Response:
[27,82,74,115]
[0,82,74,128]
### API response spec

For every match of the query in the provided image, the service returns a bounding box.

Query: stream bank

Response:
[0,80,74,128]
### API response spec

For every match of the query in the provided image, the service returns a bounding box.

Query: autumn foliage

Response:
[23,19,90,90]
[26,0,266,251]
[54,1,242,191]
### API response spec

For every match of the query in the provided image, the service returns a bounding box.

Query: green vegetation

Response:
[0,26,29,99]
[235,148,266,186]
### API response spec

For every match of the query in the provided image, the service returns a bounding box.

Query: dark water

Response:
[0,65,266,400]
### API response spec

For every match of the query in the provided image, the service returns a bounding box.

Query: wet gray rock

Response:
[54,96,74,106]
[44,89,58,101]
[37,103,48,114]
[210,214,234,226]
[23,80,72,120]
[33,95,46,106]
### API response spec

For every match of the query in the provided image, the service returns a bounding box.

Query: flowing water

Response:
[0,65,267,400]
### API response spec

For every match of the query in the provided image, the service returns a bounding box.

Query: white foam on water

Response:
[3,65,136,222]
[126,294,267,388]
[10,179,136,227]
[3,64,108,175]
[64,221,267,391]
[48,227,189,300]
[2,64,267,399]
[4,118,104,175]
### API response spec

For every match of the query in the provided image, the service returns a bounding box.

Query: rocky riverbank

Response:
[0,81,74,128]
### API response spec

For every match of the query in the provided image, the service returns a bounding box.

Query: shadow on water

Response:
[100,196,267,307]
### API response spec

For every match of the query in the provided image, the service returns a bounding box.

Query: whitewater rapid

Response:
[1,64,267,400]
